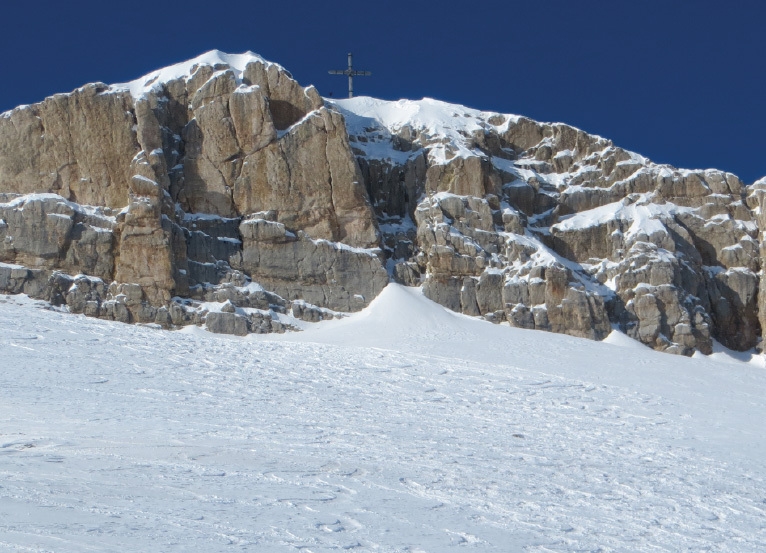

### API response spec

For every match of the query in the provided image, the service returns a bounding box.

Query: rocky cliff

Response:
[0,51,387,333]
[1,50,764,355]
[338,97,765,355]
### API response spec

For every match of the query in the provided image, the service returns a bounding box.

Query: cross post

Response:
[329,53,371,98]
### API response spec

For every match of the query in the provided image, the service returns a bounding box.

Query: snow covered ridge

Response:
[333,96,637,165]
[1,50,766,356]
[110,50,280,100]
[332,96,520,163]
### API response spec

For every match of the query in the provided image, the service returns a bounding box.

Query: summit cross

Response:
[329,53,371,98]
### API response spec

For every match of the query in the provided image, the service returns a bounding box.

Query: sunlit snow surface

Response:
[331,97,517,163]
[1,286,766,551]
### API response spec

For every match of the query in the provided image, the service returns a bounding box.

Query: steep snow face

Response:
[1,289,766,551]
[111,50,279,100]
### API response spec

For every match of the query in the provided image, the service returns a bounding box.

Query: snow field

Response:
[1,288,765,551]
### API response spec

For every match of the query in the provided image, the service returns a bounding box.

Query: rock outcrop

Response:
[335,96,765,355]
[0,51,385,332]
[0,193,115,280]
[0,85,138,208]
[1,51,764,356]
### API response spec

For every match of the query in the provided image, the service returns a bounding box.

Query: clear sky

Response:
[1,0,764,183]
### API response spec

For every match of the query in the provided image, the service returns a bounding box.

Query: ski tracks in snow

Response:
[0,296,765,551]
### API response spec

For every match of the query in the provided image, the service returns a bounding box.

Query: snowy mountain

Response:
[2,51,766,551]
[1,50,765,356]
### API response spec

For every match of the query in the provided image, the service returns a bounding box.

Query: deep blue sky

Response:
[1,1,764,182]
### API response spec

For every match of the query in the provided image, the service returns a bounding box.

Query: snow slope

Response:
[331,97,516,163]
[1,287,765,551]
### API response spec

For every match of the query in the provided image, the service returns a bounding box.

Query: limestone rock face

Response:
[206,311,249,336]
[425,156,502,198]
[233,107,378,247]
[746,176,766,343]
[126,60,378,250]
[114,184,174,306]
[0,194,115,280]
[411,192,611,340]
[234,217,388,312]
[1,51,765,351]
[336,96,765,355]
[0,51,386,335]
[0,85,139,208]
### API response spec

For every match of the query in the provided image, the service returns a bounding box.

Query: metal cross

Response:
[329,53,371,98]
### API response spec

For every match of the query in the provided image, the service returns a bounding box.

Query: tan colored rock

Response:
[422,275,462,312]
[623,283,713,355]
[475,271,504,313]
[425,156,501,197]
[114,160,175,306]
[551,217,625,262]
[233,108,379,247]
[229,86,277,154]
[547,287,610,341]
[674,210,758,271]
[0,85,139,208]
[235,219,388,312]
[500,117,546,153]
[2,51,764,351]
[242,61,323,130]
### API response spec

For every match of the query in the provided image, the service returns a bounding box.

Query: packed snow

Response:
[334,96,514,137]
[1,286,765,551]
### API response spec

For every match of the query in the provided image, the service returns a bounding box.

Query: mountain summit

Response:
[1,50,764,355]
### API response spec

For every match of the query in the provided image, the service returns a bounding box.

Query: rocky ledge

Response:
[0,51,764,355]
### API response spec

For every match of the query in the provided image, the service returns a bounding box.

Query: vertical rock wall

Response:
[0,53,387,326]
